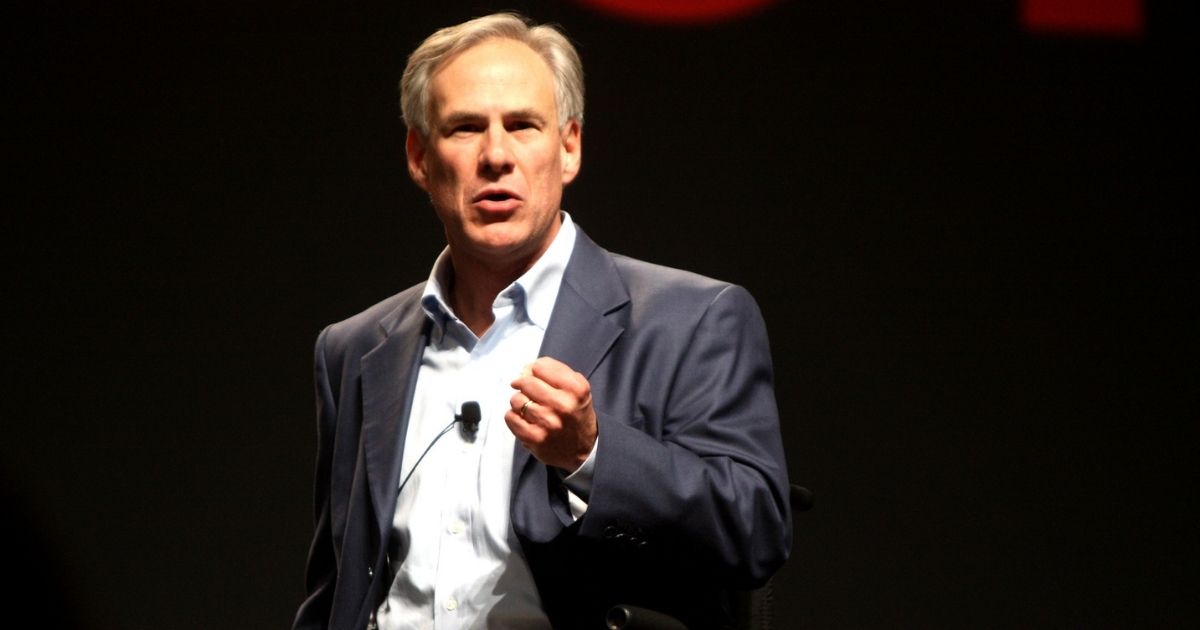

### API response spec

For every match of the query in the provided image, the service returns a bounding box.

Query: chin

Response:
[463,229,527,255]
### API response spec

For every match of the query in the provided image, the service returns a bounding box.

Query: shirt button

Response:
[444,598,458,611]
[448,520,465,535]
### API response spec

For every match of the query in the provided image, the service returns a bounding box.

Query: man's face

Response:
[407,38,582,273]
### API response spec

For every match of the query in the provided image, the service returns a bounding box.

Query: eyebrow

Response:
[440,108,549,129]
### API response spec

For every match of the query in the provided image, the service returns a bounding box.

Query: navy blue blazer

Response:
[294,227,791,629]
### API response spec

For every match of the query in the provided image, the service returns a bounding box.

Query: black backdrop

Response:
[5,1,1194,627]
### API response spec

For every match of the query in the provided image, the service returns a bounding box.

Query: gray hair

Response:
[400,12,585,138]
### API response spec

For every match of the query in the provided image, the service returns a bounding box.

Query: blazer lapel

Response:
[542,227,630,377]
[361,297,429,537]
[511,228,629,528]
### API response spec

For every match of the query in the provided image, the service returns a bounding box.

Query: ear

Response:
[559,119,582,186]
[406,128,429,191]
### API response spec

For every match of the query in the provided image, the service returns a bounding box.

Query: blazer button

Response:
[603,525,619,539]
[367,565,374,580]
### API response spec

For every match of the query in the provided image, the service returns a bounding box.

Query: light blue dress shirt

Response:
[375,214,595,630]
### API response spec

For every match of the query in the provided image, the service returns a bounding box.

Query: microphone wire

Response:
[395,419,457,498]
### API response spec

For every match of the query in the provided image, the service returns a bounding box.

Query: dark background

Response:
[5,1,1194,627]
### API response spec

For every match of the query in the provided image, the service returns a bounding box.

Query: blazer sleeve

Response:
[293,327,338,630]
[585,284,791,588]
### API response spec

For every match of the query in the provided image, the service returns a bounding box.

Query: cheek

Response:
[529,149,563,184]
[428,165,471,203]
[429,156,455,182]
[429,147,472,182]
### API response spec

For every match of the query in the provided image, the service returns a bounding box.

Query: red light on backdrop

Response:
[1021,0,1144,37]
[573,0,779,24]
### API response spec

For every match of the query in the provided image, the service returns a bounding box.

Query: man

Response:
[294,13,790,630]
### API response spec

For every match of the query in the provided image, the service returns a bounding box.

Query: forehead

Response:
[428,38,557,115]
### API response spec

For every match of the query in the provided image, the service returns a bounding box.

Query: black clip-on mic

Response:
[396,401,482,497]
[457,401,481,439]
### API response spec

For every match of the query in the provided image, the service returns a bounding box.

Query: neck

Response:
[445,214,565,337]
[447,252,533,338]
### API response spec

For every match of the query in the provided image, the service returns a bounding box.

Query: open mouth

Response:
[473,188,522,212]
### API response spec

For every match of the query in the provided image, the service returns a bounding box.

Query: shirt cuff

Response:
[561,434,597,520]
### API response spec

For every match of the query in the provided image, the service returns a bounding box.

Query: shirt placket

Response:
[431,302,512,629]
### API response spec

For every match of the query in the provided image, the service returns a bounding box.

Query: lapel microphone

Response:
[457,401,481,438]
[397,401,483,498]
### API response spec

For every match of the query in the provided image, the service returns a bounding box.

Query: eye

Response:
[507,120,539,133]
[449,123,483,137]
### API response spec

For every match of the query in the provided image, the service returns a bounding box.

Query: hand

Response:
[507,356,597,472]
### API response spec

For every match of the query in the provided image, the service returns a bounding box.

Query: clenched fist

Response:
[507,356,597,472]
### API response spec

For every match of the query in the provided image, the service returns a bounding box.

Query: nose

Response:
[479,125,514,174]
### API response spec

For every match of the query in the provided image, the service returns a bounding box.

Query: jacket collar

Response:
[361,293,429,537]
[511,227,630,531]
[359,224,630,542]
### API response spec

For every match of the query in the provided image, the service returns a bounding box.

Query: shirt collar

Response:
[420,212,577,340]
